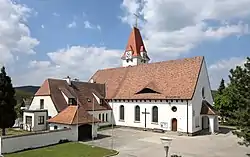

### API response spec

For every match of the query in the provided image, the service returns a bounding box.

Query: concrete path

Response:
[84,127,250,157]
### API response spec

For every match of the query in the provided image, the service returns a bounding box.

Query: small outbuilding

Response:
[47,105,100,140]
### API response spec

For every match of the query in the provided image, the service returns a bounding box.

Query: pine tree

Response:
[217,78,225,95]
[0,66,17,136]
[226,57,250,147]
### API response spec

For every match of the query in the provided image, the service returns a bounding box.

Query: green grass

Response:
[5,142,118,157]
[0,128,30,136]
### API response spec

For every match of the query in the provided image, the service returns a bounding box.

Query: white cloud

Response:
[84,21,92,29]
[67,21,76,28]
[41,24,44,28]
[97,25,101,31]
[0,0,39,66]
[15,46,122,85]
[208,57,246,89]
[120,0,250,58]
[52,12,60,17]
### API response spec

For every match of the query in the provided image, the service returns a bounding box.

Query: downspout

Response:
[186,100,189,135]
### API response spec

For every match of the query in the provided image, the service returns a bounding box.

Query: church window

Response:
[152,106,158,123]
[144,100,146,102]
[102,113,105,122]
[99,114,101,120]
[171,106,177,112]
[171,100,173,102]
[176,100,179,102]
[202,87,205,99]
[119,105,124,120]
[135,105,140,121]
[181,100,183,102]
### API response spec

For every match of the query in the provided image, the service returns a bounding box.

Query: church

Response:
[89,26,219,135]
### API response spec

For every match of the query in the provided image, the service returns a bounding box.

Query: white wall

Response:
[191,59,214,133]
[88,110,112,127]
[0,129,77,154]
[23,111,48,131]
[122,57,149,67]
[29,96,58,118]
[49,123,98,139]
[109,100,191,133]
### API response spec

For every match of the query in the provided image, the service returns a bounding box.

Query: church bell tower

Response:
[121,26,150,67]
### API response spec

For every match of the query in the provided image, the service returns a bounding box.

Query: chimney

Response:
[64,76,71,85]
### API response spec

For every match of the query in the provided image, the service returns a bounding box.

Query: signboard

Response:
[160,122,168,130]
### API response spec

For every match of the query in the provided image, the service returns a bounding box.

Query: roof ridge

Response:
[70,106,78,124]
[96,56,204,72]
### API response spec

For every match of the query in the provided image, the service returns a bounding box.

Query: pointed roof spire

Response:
[121,27,148,58]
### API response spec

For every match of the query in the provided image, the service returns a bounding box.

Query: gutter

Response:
[186,100,189,135]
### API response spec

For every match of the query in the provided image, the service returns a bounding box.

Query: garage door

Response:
[78,124,92,141]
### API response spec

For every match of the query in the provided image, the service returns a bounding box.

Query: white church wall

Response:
[29,96,58,118]
[88,110,112,127]
[122,58,140,67]
[110,100,191,132]
[191,59,214,133]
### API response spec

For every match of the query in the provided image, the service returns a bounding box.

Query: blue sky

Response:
[0,0,250,89]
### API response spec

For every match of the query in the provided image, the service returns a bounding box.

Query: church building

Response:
[89,26,219,135]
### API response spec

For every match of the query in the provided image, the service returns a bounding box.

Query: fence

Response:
[0,128,77,154]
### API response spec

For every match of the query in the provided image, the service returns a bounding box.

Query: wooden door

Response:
[172,118,177,131]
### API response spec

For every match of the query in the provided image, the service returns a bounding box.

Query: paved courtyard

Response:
[84,127,250,157]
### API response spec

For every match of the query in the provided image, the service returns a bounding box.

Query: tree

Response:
[225,57,250,147]
[217,78,225,95]
[0,66,17,136]
[214,78,228,121]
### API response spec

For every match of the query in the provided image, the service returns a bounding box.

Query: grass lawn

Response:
[5,142,118,157]
[0,128,30,136]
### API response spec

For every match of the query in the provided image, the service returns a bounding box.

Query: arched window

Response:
[106,113,108,122]
[99,114,101,120]
[120,105,124,120]
[135,105,140,121]
[152,106,158,123]
[102,113,105,122]
[202,87,205,99]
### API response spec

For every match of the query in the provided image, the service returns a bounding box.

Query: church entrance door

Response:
[171,118,177,131]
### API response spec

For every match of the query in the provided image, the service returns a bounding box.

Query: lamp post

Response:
[160,137,173,157]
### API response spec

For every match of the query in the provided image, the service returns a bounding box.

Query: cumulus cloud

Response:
[67,21,77,28]
[208,57,247,89]
[84,20,101,30]
[52,12,60,17]
[120,0,250,58]
[14,46,122,85]
[0,0,39,66]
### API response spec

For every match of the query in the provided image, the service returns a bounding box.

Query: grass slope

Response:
[5,142,118,157]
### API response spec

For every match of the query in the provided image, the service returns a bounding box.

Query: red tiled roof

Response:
[121,27,149,60]
[47,105,100,125]
[90,56,204,100]
[35,79,111,112]
[200,100,218,115]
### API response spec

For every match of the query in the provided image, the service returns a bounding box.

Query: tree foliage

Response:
[0,66,17,136]
[215,57,250,147]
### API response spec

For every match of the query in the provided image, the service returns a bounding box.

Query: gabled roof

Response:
[34,79,111,112]
[90,56,204,100]
[200,100,218,115]
[121,27,150,60]
[47,105,100,125]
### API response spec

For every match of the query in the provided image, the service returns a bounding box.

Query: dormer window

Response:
[68,98,76,105]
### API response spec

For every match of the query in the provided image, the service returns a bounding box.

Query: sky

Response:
[0,0,250,89]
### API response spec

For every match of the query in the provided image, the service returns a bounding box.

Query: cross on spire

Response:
[133,13,139,28]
